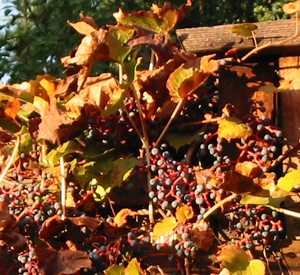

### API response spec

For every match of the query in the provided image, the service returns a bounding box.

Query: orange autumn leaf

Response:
[4,98,20,119]
[114,208,137,227]
[282,1,300,14]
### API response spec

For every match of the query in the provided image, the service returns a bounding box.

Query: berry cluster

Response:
[227,204,283,250]
[149,144,224,213]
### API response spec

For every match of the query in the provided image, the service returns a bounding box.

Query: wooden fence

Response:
[176,19,300,274]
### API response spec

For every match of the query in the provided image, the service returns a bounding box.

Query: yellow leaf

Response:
[68,21,97,35]
[153,217,178,242]
[218,117,252,141]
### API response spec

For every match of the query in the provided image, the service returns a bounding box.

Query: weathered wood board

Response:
[176,19,300,58]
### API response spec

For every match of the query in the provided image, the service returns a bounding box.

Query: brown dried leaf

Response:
[35,247,92,275]
[39,215,67,241]
[0,231,27,253]
[0,202,11,231]
[68,216,100,231]
[190,224,215,251]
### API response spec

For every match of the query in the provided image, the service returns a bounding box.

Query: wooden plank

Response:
[176,19,300,57]
[277,57,300,172]
[218,61,275,118]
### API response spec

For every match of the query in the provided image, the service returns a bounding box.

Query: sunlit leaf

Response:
[282,1,300,14]
[3,98,20,119]
[217,244,265,275]
[218,117,252,141]
[277,170,300,191]
[105,264,125,275]
[33,96,49,117]
[258,79,292,93]
[229,23,258,37]
[175,204,194,223]
[153,217,178,242]
[124,258,145,275]
[113,1,190,34]
[114,208,137,227]
[68,20,97,35]
[240,194,285,208]
[166,57,211,101]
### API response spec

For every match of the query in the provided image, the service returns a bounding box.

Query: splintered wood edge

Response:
[176,19,300,56]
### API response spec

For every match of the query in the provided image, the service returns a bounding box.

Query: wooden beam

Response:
[176,19,300,57]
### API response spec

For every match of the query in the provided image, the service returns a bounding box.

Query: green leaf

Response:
[217,244,250,271]
[104,264,125,275]
[123,55,142,84]
[229,23,258,37]
[240,194,285,208]
[101,88,127,117]
[277,170,300,191]
[166,126,206,150]
[90,179,112,202]
[107,26,135,63]
[175,204,194,223]
[44,140,82,166]
[124,258,145,275]
[218,117,252,141]
[99,157,139,189]
[153,217,178,242]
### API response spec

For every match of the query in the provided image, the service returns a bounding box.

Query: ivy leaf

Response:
[218,117,252,141]
[124,258,145,275]
[175,204,193,223]
[166,55,218,101]
[104,264,125,275]
[277,170,300,191]
[153,217,178,242]
[229,23,258,37]
[217,244,265,275]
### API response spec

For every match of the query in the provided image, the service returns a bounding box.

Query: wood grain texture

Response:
[176,19,300,57]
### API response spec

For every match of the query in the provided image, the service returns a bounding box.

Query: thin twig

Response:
[0,136,20,184]
[268,205,300,219]
[59,156,66,220]
[155,98,186,146]
[202,193,237,220]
